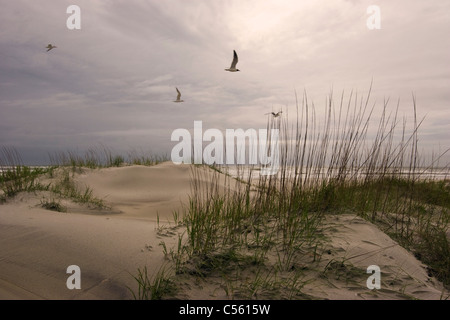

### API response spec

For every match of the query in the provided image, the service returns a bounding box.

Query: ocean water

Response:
[214,165,450,182]
[1,164,448,183]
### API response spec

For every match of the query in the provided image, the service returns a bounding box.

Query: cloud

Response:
[0,0,449,164]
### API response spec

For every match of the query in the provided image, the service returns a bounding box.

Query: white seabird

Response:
[173,87,184,103]
[46,44,57,52]
[225,50,240,72]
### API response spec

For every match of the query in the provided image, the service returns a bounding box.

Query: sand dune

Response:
[74,162,195,221]
[73,162,235,221]
[0,195,170,299]
[309,214,446,300]
[0,162,448,300]
[0,163,236,299]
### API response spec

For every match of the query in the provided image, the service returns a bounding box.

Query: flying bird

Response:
[173,87,184,103]
[225,50,240,72]
[266,111,283,117]
[46,44,57,52]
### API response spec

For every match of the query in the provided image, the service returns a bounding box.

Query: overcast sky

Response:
[0,0,449,165]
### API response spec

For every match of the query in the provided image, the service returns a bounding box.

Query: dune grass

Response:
[0,146,168,209]
[48,168,109,209]
[0,147,53,200]
[40,198,67,212]
[128,265,177,300]
[48,146,169,170]
[143,88,449,299]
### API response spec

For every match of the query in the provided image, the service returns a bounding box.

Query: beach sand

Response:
[0,162,447,300]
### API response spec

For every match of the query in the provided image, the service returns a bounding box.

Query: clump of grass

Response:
[0,147,51,198]
[127,149,169,166]
[129,265,177,300]
[50,169,108,209]
[415,225,449,285]
[159,233,188,275]
[49,146,169,170]
[110,155,125,167]
[235,268,279,299]
[0,147,112,211]
[40,198,67,212]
